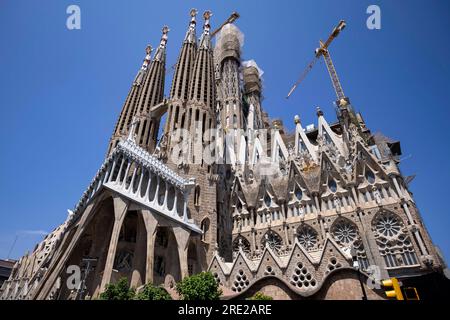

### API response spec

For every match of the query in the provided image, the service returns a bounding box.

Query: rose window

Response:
[297,226,318,251]
[261,231,283,252]
[332,221,358,244]
[375,213,401,238]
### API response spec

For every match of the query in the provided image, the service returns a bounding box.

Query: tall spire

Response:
[188,10,215,110]
[133,26,169,152]
[169,9,198,101]
[163,9,199,157]
[136,25,168,115]
[107,45,153,155]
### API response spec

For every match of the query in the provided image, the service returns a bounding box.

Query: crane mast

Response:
[320,43,345,101]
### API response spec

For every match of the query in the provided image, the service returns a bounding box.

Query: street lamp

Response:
[350,245,368,300]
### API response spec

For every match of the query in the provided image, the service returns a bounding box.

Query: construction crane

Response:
[166,12,240,74]
[211,12,240,37]
[286,20,347,105]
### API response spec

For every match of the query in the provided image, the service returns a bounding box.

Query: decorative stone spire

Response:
[107,44,155,155]
[131,26,169,153]
[184,8,198,43]
[188,10,215,109]
[135,26,168,115]
[164,10,200,155]
[199,10,212,50]
[169,10,198,101]
[142,45,153,70]
[153,26,169,62]
[133,45,152,85]
[316,106,324,117]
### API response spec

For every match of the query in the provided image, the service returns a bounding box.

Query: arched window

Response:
[294,185,303,200]
[194,185,201,206]
[264,194,271,207]
[366,168,376,184]
[328,179,337,193]
[261,230,283,253]
[372,211,418,268]
[200,218,210,242]
[331,218,369,270]
[173,106,179,129]
[331,219,358,245]
[296,225,318,251]
[232,236,251,254]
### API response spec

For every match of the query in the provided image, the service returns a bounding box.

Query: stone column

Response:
[402,203,428,255]
[121,160,131,188]
[279,200,289,246]
[173,226,191,279]
[251,227,257,252]
[128,166,137,192]
[130,213,147,288]
[99,196,128,291]
[136,168,144,196]
[141,210,158,284]
[355,209,378,269]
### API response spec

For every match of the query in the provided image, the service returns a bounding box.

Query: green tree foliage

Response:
[135,283,172,300]
[247,292,273,300]
[176,272,222,300]
[99,277,135,300]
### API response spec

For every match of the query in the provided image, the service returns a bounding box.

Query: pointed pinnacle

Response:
[316,106,323,117]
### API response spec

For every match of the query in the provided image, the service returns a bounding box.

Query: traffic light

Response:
[382,278,404,300]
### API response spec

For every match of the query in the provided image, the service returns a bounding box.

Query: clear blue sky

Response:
[0,0,449,263]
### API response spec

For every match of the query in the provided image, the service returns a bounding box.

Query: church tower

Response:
[108,26,169,155]
[107,45,152,154]
[161,9,198,159]
[161,10,219,269]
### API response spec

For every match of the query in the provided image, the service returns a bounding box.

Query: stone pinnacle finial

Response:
[139,45,152,71]
[294,115,300,124]
[190,8,198,21]
[316,106,323,117]
[203,10,212,21]
[203,10,212,28]
[162,25,170,36]
[158,26,169,49]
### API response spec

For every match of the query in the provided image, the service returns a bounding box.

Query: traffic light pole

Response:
[357,270,368,300]
[351,245,368,300]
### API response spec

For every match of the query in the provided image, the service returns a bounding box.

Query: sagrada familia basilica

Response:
[0,9,445,300]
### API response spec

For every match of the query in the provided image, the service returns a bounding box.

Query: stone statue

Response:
[373,187,382,205]
[333,196,342,214]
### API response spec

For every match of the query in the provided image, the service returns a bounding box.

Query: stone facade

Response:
[0,9,444,300]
